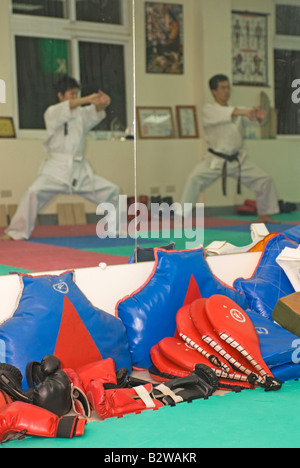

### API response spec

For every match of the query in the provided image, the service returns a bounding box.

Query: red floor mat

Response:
[0,216,253,240]
[0,240,128,272]
[0,225,99,239]
[32,224,98,238]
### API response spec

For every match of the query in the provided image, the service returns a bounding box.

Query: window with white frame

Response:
[11,0,133,136]
[274,0,300,134]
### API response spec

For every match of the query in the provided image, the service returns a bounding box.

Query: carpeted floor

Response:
[0,211,300,449]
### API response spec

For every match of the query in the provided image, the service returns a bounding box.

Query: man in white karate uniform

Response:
[179,74,279,223]
[2,76,120,240]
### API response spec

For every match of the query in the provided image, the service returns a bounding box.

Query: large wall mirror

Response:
[132,0,292,249]
[1,0,297,247]
[133,0,204,248]
[0,0,136,231]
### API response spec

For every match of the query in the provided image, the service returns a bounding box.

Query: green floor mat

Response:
[82,246,136,257]
[0,265,32,276]
[218,211,300,222]
[3,380,300,449]
[202,229,252,247]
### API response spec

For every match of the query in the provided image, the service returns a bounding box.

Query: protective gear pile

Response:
[150,295,282,392]
[0,355,218,443]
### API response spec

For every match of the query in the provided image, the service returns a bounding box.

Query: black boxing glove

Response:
[26,355,61,387]
[26,356,72,417]
[0,363,31,404]
[0,358,72,417]
[152,371,217,406]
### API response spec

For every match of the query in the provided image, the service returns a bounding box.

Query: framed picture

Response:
[176,106,199,138]
[145,2,184,74]
[136,107,175,139]
[232,10,268,86]
[0,117,16,138]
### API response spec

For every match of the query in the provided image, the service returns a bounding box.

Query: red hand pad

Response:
[157,337,213,372]
[155,337,252,390]
[150,344,190,380]
[205,295,274,380]
[190,298,256,382]
[176,304,231,372]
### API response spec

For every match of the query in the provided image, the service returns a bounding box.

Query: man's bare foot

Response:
[257,215,280,224]
[0,234,13,241]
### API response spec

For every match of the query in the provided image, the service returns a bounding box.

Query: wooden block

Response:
[65,204,75,225]
[57,203,75,226]
[57,203,88,225]
[272,292,300,336]
[0,205,7,227]
[73,203,87,225]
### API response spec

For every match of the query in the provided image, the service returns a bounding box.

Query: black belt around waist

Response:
[208,148,241,196]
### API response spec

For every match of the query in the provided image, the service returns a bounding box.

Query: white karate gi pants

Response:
[180,154,280,216]
[5,172,120,240]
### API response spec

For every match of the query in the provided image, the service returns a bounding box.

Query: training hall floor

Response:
[1,211,300,448]
[0,211,298,275]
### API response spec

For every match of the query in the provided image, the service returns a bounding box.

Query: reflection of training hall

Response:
[1,0,300,450]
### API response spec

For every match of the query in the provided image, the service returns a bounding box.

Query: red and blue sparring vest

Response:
[117,247,247,370]
[0,271,131,389]
[248,310,300,382]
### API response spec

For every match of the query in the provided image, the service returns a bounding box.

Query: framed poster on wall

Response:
[145,2,184,74]
[0,118,16,138]
[176,106,199,138]
[232,10,268,86]
[136,107,175,138]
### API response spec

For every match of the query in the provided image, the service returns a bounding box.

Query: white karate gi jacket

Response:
[179,102,279,216]
[5,101,120,239]
[42,100,106,187]
[202,102,249,170]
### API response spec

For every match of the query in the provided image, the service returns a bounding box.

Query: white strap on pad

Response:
[134,385,156,408]
[154,383,184,404]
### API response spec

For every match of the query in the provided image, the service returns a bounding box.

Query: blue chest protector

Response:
[234,235,298,320]
[248,310,300,382]
[117,247,247,369]
[0,271,131,389]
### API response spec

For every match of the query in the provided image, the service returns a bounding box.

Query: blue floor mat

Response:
[210,223,294,233]
[284,224,300,243]
[29,236,164,249]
